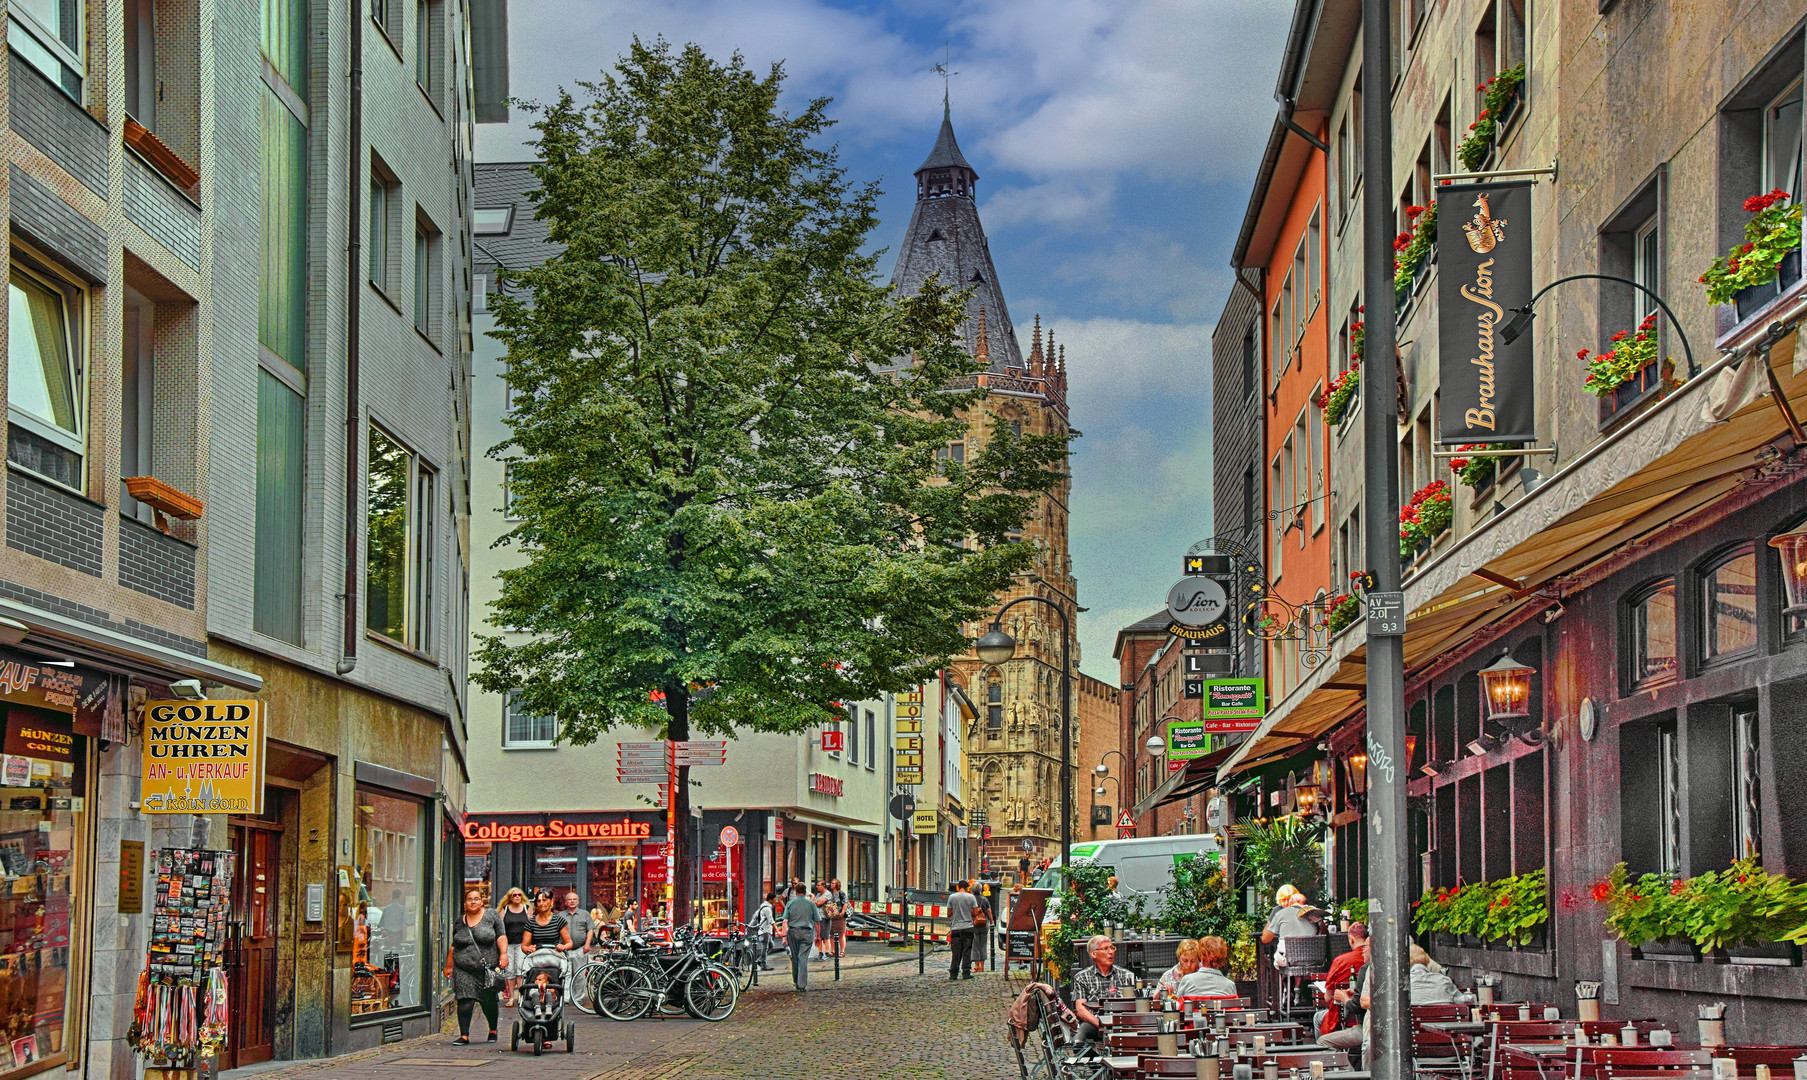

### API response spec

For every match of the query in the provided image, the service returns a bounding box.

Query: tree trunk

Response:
[667,687,693,926]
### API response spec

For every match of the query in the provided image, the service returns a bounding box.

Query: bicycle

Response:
[715,922,759,994]
[591,925,738,1022]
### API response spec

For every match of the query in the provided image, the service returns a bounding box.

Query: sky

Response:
[477,0,1291,679]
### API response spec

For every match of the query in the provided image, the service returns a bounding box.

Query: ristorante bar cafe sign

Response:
[1437,180,1536,444]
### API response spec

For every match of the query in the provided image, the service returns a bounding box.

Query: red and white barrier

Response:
[842,901,951,942]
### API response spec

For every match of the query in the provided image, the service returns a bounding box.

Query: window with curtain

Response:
[350,788,428,1015]
[1764,78,1803,203]
[7,258,86,489]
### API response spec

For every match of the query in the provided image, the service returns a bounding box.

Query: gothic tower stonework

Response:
[889,108,1080,870]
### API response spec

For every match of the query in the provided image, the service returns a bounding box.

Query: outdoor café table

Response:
[1423,1022,1489,1036]
[1104,1056,1137,1077]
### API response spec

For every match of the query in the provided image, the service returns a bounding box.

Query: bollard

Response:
[834,949,841,981]
[918,931,925,975]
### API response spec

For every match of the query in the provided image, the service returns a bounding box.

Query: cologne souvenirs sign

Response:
[1437,181,1536,444]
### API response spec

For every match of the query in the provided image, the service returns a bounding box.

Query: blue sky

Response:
[477,0,1290,679]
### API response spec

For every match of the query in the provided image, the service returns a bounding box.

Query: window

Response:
[936,442,965,463]
[1499,0,1526,76]
[1308,394,1325,531]
[1656,724,1682,874]
[1701,547,1758,661]
[1734,708,1762,860]
[1269,300,1283,389]
[473,206,514,235]
[369,161,399,295]
[261,92,308,372]
[1633,216,1660,326]
[1475,7,1498,120]
[987,681,1002,732]
[255,372,304,642]
[502,463,522,520]
[415,0,442,98]
[1290,247,1305,347]
[504,691,556,747]
[366,426,437,654]
[8,256,86,489]
[1628,579,1678,689]
[9,0,83,99]
[1270,457,1284,578]
[1306,206,1321,314]
[121,288,155,523]
[865,710,876,770]
[1242,323,1257,401]
[1293,413,1309,548]
[351,787,428,1014]
[1765,78,1803,202]
[370,0,399,42]
[415,213,441,341]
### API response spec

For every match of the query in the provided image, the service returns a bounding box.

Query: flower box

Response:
[1734,248,1803,321]
[1632,937,1700,963]
[123,118,200,193]
[1719,941,1800,967]
[123,476,204,521]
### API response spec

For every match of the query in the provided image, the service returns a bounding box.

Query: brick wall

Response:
[8,165,108,282]
[124,155,201,269]
[118,515,196,608]
[5,469,103,576]
[7,52,106,196]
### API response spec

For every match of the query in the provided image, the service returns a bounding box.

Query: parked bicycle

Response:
[590,924,738,1022]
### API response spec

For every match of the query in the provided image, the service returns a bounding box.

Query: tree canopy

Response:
[474,38,1074,762]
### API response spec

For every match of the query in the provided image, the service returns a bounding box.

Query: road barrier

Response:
[844,900,950,943]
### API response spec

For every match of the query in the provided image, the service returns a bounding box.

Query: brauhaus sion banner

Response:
[1437,180,1536,443]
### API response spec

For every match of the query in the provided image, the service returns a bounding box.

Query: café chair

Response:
[1576,1048,1711,1080]
[1137,1056,1204,1078]
[1110,1033,1163,1055]
[1279,936,1330,1019]
[1409,1003,1477,1080]
[1108,1013,1166,1032]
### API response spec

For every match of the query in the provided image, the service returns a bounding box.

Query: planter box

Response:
[123,118,200,192]
[1734,248,1803,321]
[1719,941,1801,967]
[1433,933,1457,950]
[1632,937,1700,963]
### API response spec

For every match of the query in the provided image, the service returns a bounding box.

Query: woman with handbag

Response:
[443,889,509,1044]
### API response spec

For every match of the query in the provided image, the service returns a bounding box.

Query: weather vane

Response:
[933,41,957,114]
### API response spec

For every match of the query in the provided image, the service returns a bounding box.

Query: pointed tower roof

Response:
[916,102,977,175]
[888,108,1023,372]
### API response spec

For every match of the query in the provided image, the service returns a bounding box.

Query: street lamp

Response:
[1145,734,1167,758]
[1770,525,1807,613]
[1498,273,1695,375]
[1095,749,1128,777]
[973,595,1073,877]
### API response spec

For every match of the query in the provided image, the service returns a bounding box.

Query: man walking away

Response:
[783,884,821,992]
[748,892,777,971]
[947,880,977,980]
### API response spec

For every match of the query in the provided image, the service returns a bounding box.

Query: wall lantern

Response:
[1479,652,1535,722]
[1294,780,1321,815]
[1771,526,1807,614]
[1343,750,1368,796]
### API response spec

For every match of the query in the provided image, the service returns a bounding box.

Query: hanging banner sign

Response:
[1437,180,1536,444]
[140,700,267,814]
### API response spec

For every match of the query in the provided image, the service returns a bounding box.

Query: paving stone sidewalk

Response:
[220,945,1021,1080]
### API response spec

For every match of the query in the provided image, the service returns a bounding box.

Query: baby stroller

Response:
[510,951,575,1055]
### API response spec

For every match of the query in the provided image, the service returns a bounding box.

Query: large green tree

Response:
[475,39,1074,922]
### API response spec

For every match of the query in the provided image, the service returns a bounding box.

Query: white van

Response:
[1033,834,1222,915]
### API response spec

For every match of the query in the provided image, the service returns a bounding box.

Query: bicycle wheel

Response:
[569,961,599,1015]
[724,944,755,993]
[683,964,738,1022]
[593,964,654,1021]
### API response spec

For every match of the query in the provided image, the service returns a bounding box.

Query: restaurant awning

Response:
[1134,742,1241,817]
[1220,298,1807,783]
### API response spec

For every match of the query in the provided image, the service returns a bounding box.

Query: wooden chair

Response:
[1575,1048,1711,1080]
[1224,1025,1305,1046]
[1482,1021,1567,1080]
[1724,1048,1807,1073]
[1110,1032,1162,1054]
[1410,1003,1478,1080]
[1107,1013,1166,1032]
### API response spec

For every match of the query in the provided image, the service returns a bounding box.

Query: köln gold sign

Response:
[141,700,267,814]
[1437,180,1535,444]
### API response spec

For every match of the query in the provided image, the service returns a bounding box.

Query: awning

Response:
[1134,743,1241,817]
[1220,293,1807,783]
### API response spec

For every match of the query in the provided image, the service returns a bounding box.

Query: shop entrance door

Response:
[526,843,584,908]
[228,821,281,1068]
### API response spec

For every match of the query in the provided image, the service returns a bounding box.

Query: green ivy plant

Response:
[1045,861,1135,980]
[1413,872,1548,944]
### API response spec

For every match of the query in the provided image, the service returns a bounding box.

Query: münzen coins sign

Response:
[1437,180,1536,444]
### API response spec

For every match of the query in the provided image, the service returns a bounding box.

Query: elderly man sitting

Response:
[1071,934,1138,1044]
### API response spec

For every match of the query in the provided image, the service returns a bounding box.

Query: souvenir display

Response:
[127,849,234,1067]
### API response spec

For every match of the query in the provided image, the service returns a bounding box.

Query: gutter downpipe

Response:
[338,2,364,677]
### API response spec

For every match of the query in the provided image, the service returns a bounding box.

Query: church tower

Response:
[889,106,1080,871]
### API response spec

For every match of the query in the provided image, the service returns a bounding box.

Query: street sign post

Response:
[887,794,916,820]
[719,825,738,848]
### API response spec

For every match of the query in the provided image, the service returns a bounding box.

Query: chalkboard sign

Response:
[1007,930,1038,961]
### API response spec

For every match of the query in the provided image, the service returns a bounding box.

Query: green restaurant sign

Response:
[1167,720,1210,761]
[1201,678,1264,732]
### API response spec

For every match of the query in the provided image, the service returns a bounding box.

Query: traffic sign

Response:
[677,740,728,752]
[1020,838,1033,852]
[619,741,667,752]
[719,825,738,848]
[1116,810,1135,828]
[616,772,666,783]
[1367,591,1406,636]
[981,825,992,840]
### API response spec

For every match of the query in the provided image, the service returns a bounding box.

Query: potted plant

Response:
[1579,313,1663,399]
[1393,203,1438,306]
[1321,363,1360,427]
[1690,859,1807,966]
[1594,865,1699,961]
[1455,65,1526,172]
[1447,445,1519,491]
[1398,481,1453,558]
[1479,870,1549,949]
[1700,189,1804,319]
[1326,593,1360,634]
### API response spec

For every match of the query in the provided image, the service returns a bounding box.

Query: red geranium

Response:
[1590,879,1614,903]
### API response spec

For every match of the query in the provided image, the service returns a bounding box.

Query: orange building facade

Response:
[1240,125,1334,703]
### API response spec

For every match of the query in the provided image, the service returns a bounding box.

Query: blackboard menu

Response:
[1007,930,1038,961]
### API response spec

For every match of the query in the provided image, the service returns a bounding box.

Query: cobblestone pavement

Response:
[221,945,1023,1080]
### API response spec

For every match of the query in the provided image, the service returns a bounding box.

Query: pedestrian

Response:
[972,882,991,967]
[748,891,777,970]
[561,891,596,955]
[826,878,849,958]
[946,879,977,980]
[496,887,529,1005]
[811,879,830,960]
[783,883,821,992]
[443,888,508,1044]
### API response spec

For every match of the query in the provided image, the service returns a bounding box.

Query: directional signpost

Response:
[614,739,731,899]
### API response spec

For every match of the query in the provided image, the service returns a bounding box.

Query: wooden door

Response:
[228,823,280,1068]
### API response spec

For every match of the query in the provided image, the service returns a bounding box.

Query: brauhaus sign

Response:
[1437,180,1535,444]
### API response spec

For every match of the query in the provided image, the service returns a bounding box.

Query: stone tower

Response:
[888,106,1080,871]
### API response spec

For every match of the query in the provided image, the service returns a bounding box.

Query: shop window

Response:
[585,840,636,920]
[1701,546,1759,662]
[1456,773,1481,885]
[1625,579,1678,690]
[9,0,84,99]
[503,691,555,747]
[350,787,428,1016]
[366,426,438,654]
[850,834,878,902]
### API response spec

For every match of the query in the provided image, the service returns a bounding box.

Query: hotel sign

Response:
[1437,180,1536,444]
[894,688,924,785]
